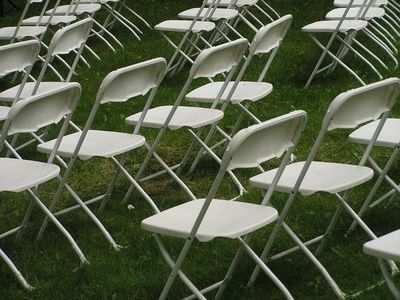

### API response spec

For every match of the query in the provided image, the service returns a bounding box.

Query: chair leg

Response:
[346,149,399,236]
[154,234,206,300]
[0,248,33,290]
[27,189,88,265]
[378,258,400,299]
[15,199,35,242]
[237,237,294,300]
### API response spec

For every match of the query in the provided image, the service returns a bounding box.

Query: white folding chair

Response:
[45,0,123,52]
[246,78,400,299]
[0,0,48,42]
[325,1,399,71]
[364,229,400,299]
[77,0,148,41]
[154,0,223,75]
[35,58,168,247]
[0,40,41,122]
[0,18,93,104]
[141,110,307,300]
[122,39,249,204]
[0,83,88,289]
[303,0,391,88]
[345,117,400,235]
[185,15,293,174]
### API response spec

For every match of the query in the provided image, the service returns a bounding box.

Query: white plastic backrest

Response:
[327,78,400,131]
[0,40,40,78]
[250,15,292,55]
[99,58,167,104]
[191,38,248,79]
[224,110,307,171]
[49,18,93,56]
[6,83,81,136]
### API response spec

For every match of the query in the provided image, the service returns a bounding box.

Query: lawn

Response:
[0,0,399,299]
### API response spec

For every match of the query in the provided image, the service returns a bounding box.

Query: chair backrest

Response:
[299,78,400,180]
[191,38,248,79]
[250,14,292,55]
[49,18,93,56]
[33,18,93,94]
[224,110,307,171]
[0,40,40,78]
[98,58,167,104]
[325,78,400,131]
[1,83,81,136]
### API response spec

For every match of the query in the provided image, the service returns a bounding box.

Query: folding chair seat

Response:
[344,118,400,235]
[121,39,249,204]
[141,110,307,300]
[363,229,400,298]
[185,15,292,173]
[334,0,388,7]
[206,0,258,8]
[0,83,88,289]
[0,40,41,122]
[34,58,168,247]
[326,7,385,20]
[155,1,230,75]
[245,78,400,299]
[20,0,77,26]
[0,18,93,103]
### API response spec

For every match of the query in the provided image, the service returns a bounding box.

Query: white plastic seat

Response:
[154,20,215,33]
[0,82,72,102]
[250,161,374,196]
[364,229,400,261]
[22,15,77,26]
[246,78,400,298]
[141,110,307,299]
[206,0,258,7]
[46,4,101,16]
[178,8,239,21]
[326,7,385,20]
[37,130,145,160]
[0,26,46,39]
[334,0,388,7]
[186,81,273,104]
[363,229,400,298]
[302,20,368,32]
[349,118,400,148]
[142,199,278,242]
[126,106,224,130]
[0,158,60,193]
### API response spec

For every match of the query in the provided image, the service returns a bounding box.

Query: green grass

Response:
[1,0,400,298]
